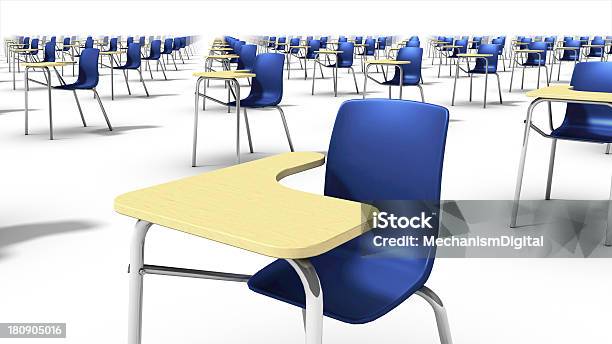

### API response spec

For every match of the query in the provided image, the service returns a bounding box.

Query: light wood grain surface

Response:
[115,152,375,259]
[526,85,612,102]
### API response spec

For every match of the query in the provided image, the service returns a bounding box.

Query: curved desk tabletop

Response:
[115,152,375,259]
[23,61,76,68]
[526,85,612,103]
[365,59,411,65]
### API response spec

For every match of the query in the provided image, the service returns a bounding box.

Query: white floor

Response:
[0,44,611,344]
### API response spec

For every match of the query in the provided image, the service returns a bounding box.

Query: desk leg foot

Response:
[287,259,322,344]
[128,220,152,344]
[415,286,454,344]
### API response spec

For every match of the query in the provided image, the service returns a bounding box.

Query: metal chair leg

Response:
[243,108,254,153]
[495,73,503,104]
[137,69,149,97]
[159,59,167,80]
[350,67,359,94]
[287,259,322,344]
[276,106,294,151]
[72,90,87,127]
[415,286,453,344]
[122,69,131,95]
[170,54,178,71]
[545,138,557,200]
[147,61,154,79]
[417,84,425,102]
[92,88,113,131]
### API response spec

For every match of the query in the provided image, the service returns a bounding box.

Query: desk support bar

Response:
[141,264,251,282]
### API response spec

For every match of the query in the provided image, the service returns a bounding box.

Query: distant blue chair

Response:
[470,36,482,50]
[354,36,363,44]
[376,36,387,57]
[113,43,149,96]
[312,42,359,97]
[365,47,424,101]
[585,37,605,60]
[444,38,468,77]
[275,37,287,52]
[406,38,420,47]
[161,38,178,70]
[359,38,377,71]
[237,44,257,72]
[579,36,589,45]
[52,48,112,132]
[222,53,294,153]
[249,98,452,344]
[85,37,94,48]
[267,36,277,51]
[143,39,167,80]
[298,39,321,80]
[511,62,612,228]
[42,41,55,62]
[338,36,347,43]
[286,37,303,78]
[173,37,185,63]
[126,36,134,45]
[320,36,328,49]
[452,44,502,108]
[556,39,581,81]
[105,37,118,52]
[491,37,507,71]
[510,41,549,91]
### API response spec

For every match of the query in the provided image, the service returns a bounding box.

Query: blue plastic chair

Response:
[105,38,118,52]
[42,41,55,62]
[249,98,452,344]
[237,44,257,72]
[172,37,185,64]
[585,37,605,60]
[365,47,424,101]
[113,43,149,96]
[160,38,178,70]
[267,36,277,50]
[298,39,321,80]
[338,36,348,43]
[452,44,502,108]
[354,36,363,44]
[442,39,468,77]
[579,36,589,45]
[470,36,482,50]
[222,53,294,153]
[511,62,612,227]
[275,37,287,51]
[406,39,420,47]
[84,37,94,49]
[143,39,167,80]
[491,37,507,71]
[21,38,39,61]
[359,38,377,71]
[312,42,359,96]
[510,41,549,91]
[52,48,112,132]
[556,39,581,81]
[320,36,328,49]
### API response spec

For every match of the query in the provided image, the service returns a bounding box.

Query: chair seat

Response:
[559,56,579,61]
[381,75,421,86]
[227,94,280,108]
[469,66,497,74]
[248,242,430,324]
[551,124,612,143]
[522,60,546,66]
[53,82,96,90]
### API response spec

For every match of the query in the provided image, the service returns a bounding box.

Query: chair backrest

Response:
[526,42,547,64]
[364,38,375,55]
[560,62,612,140]
[62,37,71,51]
[325,99,448,262]
[124,43,142,68]
[109,38,118,51]
[75,48,100,87]
[148,39,161,59]
[306,36,314,44]
[268,36,276,47]
[336,42,355,67]
[354,36,363,44]
[579,36,589,45]
[453,39,468,54]
[289,37,300,53]
[248,53,284,106]
[43,41,55,62]
[394,47,423,84]
[276,37,286,49]
[544,36,556,50]
[50,36,56,43]
[127,36,134,45]
[30,38,39,52]
[406,39,420,47]
[338,36,348,43]
[520,37,532,49]
[561,39,580,60]
[85,37,94,49]
[320,36,328,48]
[306,39,320,59]
[237,44,256,70]
[589,37,605,56]
[491,38,504,54]
[474,44,500,72]
[377,36,386,49]
[162,38,173,53]
[180,37,186,49]
[173,37,181,50]
[22,37,30,48]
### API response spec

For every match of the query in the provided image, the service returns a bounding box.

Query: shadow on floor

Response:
[0,220,99,259]
[0,109,38,115]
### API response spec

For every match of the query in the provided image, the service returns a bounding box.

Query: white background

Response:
[0,1,611,344]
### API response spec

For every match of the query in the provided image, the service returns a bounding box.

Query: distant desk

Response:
[192,71,256,165]
[287,45,308,79]
[511,85,612,230]
[451,53,495,108]
[100,50,126,100]
[509,49,548,91]
[312,50,343,97]
[363,59,411,99]
[204,54,240,73]
[115,151,375,344]
[11,48,41,90]
[23,61,77,140]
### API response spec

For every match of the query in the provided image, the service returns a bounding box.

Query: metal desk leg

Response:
[233,79,241,164]
[24,67,29,135]
[451,58,460,105]
[13,52,16,90]
[362,63,369,99]
[192,77,203,167]
[46,67,53,140]
[110,55,115,100]
[127,220,153,344]
[606,175,612,246]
